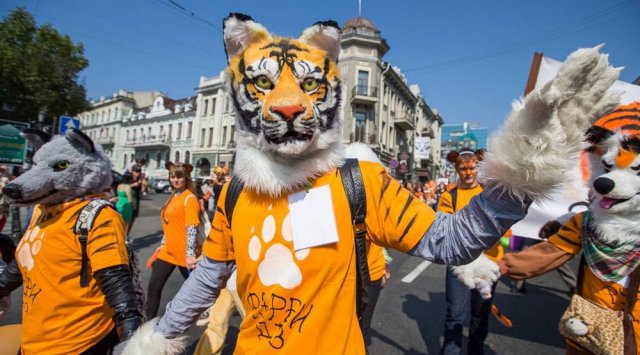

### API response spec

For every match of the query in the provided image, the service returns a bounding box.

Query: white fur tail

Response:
[120,319,187,355]
[481,45,620,202]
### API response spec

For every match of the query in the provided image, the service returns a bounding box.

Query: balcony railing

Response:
[124,134,170,147]
[394,115,415,130]
[351,86,379,104]
[96,136,115,145]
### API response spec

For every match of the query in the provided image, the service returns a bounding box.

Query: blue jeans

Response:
[441,265,497,355]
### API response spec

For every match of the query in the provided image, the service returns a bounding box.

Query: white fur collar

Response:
[234,131,345,197]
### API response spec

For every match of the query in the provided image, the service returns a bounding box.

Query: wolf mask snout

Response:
[2,184,22,200]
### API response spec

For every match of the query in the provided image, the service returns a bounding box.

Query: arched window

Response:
[175,151,180,163]
[156,153,162,168]
[184,150,190,164]
[123,154,128,169]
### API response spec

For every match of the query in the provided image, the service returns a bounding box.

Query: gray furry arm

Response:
[0,260,22,297]
[409,185,531,265]
[155,256,235,337]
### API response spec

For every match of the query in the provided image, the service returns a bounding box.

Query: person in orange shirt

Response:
[146,162,201,319]
[439,148,509,355]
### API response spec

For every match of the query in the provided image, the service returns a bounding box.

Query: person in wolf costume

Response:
[0,129,143,354]
[122,13,620,354]
[497,101,640,354]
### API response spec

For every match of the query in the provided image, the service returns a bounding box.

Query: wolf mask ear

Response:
[223,13,272,63]
[299,20,341,62]
[20,128,52,152]
[65,128,95,153]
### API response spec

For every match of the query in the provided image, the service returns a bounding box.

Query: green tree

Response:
[0,7,89,128]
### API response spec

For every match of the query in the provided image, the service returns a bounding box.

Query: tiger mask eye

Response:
[254,75,273,90]
[301,78,319,92]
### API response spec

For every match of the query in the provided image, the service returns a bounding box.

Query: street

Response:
[1,192,572,354]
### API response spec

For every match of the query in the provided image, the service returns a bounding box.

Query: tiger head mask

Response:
[223,13,344,197]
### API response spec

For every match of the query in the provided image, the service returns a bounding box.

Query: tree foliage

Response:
[0,7,89,126]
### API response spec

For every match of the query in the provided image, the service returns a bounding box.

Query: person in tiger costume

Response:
[121,13,620,354]
[497,101,640,354]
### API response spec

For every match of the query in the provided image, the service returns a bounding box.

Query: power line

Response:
[144,0,222,35]
[403,0,635,73]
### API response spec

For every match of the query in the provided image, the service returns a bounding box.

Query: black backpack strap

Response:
[73,199,113,287]
[339,158,371,323]
[450,187,458,212]
[225,177,245,226]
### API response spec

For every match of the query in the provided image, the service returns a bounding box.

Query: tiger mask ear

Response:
[223,13,272,63]
[475,148,486,161]
[184,163,194,174]
[165,161,174,171]
[299,20,341,62]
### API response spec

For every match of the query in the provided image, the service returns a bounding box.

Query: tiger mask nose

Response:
[270,105,306,121]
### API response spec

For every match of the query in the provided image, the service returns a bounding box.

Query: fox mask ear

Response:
[20,128,52,152]
[66,128,95,153]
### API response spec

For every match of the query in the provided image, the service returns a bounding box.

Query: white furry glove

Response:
[117,319,187,355]
[451,254,500,299]
[481,45,620,202]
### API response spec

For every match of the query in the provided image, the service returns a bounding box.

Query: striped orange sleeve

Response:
[547,213,583,255]
[361,162,436,253]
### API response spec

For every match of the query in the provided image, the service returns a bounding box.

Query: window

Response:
[211,98,216,116]
[208,128,213,147]
[187,122,192,139]
[185,151,190,164]
[222,126,228,145]
[123,154,128,169]
[148,127,152,139]
[357,70,369,96]
[200,128,206,147]
[177,123,182,140]
[203,99,209,116]
[132,130,137,141]
[168,124,173,140]
[230,125,235,143]
[175,151,180,163]
[354,112,366,142]
[156,153,162,168]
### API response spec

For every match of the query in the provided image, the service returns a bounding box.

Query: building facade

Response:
[79,17,444,183]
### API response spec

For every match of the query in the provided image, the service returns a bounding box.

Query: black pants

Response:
[146,258,189,319]
[80,326,119,355]
[360,278,383,346]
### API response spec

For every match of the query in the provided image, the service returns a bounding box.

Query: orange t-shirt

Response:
[203,161,435,354]
[16,196,128,354]
[437,185,505,262]
[549,212,640,347]
[158,190,200,267]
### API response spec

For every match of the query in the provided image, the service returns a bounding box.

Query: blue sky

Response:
[3,0,639,133]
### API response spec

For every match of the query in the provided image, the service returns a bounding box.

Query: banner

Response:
[512,53,640,239]
[414,136,431,160]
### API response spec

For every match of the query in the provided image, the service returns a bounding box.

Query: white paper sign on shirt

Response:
[288,185,339,251]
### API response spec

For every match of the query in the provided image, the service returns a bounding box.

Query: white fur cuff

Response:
[121,318,187,355]
[451,253,500,290]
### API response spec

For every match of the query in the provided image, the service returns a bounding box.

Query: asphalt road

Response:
[2,192,574,354]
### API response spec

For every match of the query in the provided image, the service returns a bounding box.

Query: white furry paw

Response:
[120,319,187,355]
[451,254,500,290]
[565,317,589,336]
[481,45,620,202]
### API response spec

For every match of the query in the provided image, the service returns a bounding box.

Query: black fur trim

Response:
[67,128,95,153]
[21,128,52,143]
[313,20,340,31]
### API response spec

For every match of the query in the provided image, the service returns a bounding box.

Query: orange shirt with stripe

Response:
[16,196,128,354]
[437,185,505,262]
[158,190,200,267]
[203,161,435,354]
[548,212,640,347]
